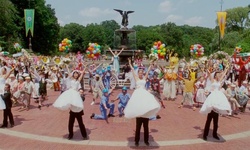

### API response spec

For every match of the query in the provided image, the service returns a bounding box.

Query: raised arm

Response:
[108,48,115,56]
[78,65,87,82]
[128,58,138,81]
[144,64,152,80]
[117,48,124,56]
[4,67,14,80]
[92,63,102,71]
[219,66,229,81]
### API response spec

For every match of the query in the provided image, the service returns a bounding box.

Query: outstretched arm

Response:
[128,58,138,81]
[117,48,124,56]
[144,64,152,79]
[108,48,115,56]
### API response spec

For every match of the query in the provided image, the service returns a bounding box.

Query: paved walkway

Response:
[0,89,250,150]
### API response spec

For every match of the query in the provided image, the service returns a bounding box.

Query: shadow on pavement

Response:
[127,134,160,149]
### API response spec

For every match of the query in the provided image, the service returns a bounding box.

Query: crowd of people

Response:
[0,49,249,147]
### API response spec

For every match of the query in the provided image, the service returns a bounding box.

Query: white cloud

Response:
[79,7,113,18]
[166,14,183,22]
[57,19,65,26]
[184,16,203,26]
[158,0,173,13]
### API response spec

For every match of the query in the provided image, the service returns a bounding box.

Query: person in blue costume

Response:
[112,86,130,117]
[108,47,125,75]
[90,88,115,121]
[102,66,112,89]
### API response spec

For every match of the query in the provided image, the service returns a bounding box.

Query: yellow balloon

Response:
[163,48,166,52]
[158,50,161,53]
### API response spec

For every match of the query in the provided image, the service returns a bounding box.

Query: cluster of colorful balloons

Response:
[59,38,72,53]
[14,43,22,51]
[190,44,204,58]
[86,43,101,59]
[150,41,167,59]
[234,46,242,53]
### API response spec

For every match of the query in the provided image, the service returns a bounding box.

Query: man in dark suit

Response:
[1,83,14,128]
[67,88,88,140]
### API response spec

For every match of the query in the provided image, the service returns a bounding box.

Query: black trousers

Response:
[3,108,14,126]
[203,111,218,137]
[68,111,87,138]
[135,117,149,143]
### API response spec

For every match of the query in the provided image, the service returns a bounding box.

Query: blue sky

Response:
[45,0,249,28]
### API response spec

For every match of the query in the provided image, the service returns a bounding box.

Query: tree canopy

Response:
[0,2,249,57]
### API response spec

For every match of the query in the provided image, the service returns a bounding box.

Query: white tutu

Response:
[124,88,160,119]
[0,96,6,110]
[200,90,231,115]
[53,89,83,111]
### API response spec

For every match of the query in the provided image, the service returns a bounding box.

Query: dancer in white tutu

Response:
[0,66,14,110]
[124,59,160,147]
[200,67,231,141]
[53,68,85,111]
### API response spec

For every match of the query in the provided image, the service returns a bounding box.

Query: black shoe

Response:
[83,136,89,140]
[0,125,7,128]
[67,134,73,140]
[38,105,41,110]
[145,142,150,146]
[135,142,139,147]
[90,113,95,119]
[203,136,207,141]
[119,114,123,117]
[213,136,220,140]
[10,124,14,128]
[108,114,115,117]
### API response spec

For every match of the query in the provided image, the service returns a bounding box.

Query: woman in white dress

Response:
[53,68,85,111]
[0,66,14,110]
[200,67,231,141]
[108,48,124,75]
[195,76,206,104]
[124,59,160,146]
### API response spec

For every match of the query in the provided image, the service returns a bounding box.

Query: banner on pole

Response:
[24,9,35,37]
[217,11,227,39]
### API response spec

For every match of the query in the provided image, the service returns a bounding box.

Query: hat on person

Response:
[107,66,111,71]
[231,84,236,88]
[122,86,127,91]
[25,76,31,80]
[102,88,109,93]
[95,74,100,78]
[225,80,231,85]
[9,74,15,78]
[243,81,248,84]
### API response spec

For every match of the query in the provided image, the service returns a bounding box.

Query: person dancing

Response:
[124,59,160,147]
[108,48,124,75]
[53,67,88,140]
[200,66,231,141]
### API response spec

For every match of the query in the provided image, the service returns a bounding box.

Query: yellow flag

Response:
[217,12,227,38]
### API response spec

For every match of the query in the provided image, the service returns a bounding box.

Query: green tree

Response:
[100,20,120,48]
[83,23,106,51]
[0,0,20,53]
[59,23,85,53]
[136,28,164,55]
[10,0,60,55]
[160,22,184,54]
[225,6,250,32]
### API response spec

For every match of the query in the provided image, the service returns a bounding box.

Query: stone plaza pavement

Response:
[0,89,250,150]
